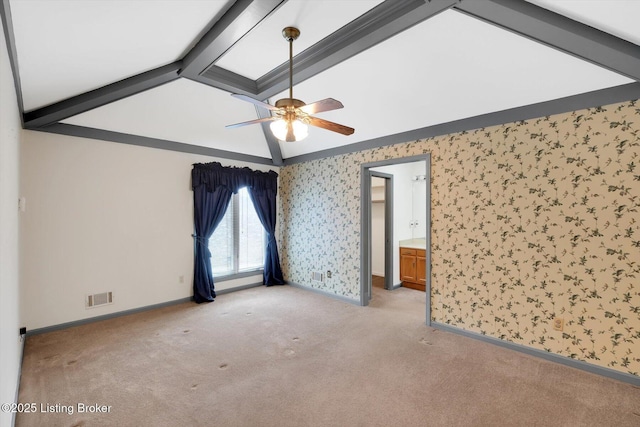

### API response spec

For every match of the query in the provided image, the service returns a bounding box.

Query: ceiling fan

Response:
[226,27,355,142]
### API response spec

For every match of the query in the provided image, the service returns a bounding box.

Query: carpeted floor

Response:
[17,285,640,426]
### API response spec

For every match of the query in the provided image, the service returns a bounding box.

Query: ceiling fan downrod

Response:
[282,27,300,100]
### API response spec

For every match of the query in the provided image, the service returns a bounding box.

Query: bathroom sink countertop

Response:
[399,238,426,250]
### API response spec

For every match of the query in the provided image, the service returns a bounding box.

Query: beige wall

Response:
[279,100,640,376]
[20,131,276,330]
[0,18,23,426]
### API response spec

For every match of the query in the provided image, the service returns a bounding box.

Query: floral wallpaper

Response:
[278,100,640,377]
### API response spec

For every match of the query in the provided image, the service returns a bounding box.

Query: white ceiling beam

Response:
[455,0,640,82]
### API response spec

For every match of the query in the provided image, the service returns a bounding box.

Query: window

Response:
[209,187,266,277]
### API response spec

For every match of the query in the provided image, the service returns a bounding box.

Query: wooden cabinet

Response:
[399,247,426,291]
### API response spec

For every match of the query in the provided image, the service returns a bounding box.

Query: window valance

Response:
[191,162,278,193]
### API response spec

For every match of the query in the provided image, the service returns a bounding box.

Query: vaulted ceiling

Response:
[3,0,640,166]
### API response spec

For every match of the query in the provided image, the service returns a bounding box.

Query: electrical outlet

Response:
[179,275,185,284]
[552,317,564,331]
[326,271,332,279]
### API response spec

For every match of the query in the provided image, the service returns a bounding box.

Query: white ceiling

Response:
[11,0,230,111]
[6,0,640,164]
[527,0,640,46]
[62,79,271,158]
[273,8,632,159]
[216,0,384,79]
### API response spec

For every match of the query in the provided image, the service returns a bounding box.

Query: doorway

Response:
[370,172,393,292]
[360,154,432,326]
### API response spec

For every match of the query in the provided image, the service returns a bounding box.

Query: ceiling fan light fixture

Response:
[227,26,354,140]
[270,118,308,142]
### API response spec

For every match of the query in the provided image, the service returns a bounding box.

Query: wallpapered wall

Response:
[278,100,640,376]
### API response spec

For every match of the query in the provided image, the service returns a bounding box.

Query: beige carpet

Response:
[17,285,640,426]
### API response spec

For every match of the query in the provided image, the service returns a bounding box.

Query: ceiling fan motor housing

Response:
[275,98,309,123]
[275,98,305,109]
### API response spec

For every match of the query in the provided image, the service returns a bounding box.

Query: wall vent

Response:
[312,271,324,282]
[86,291,113,308]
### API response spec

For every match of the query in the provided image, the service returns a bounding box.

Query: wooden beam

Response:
[455,0,640,82]
[1,0,25,118]
[181,0,284,78]
[37,123,275,165]
[199,0,459,100]
[23,62,182,128]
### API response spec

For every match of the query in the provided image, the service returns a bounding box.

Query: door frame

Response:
[360,154,432,326]
[370,171,393,291]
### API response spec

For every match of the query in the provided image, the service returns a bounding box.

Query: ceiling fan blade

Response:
[308,116,355,136]
[298,98,344,115]
[226,116,277,129]
[231,93,279,111]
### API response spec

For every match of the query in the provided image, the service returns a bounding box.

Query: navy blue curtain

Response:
[192,184,232,303]
[248,187,285,286]
[192,162,284,302]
